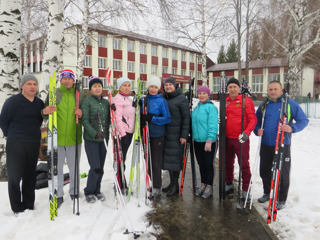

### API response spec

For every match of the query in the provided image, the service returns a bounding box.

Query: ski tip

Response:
[134,233,141,239]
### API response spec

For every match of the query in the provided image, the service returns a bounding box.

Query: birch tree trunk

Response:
[0,0,21,179]
[235,0,242,82]
[38,0,64,99]
[200,0,207,85]
[76,0,89,86]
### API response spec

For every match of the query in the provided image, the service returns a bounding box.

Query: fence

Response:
[296,97,320,119]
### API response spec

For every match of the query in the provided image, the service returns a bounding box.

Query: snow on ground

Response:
[0,140,158,240]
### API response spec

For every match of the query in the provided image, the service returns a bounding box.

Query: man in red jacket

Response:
[225,78,257,198]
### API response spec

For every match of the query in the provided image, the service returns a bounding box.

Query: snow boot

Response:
[195,183,207,197]
[152,188,161,199]
[162,171,173,193]
[258,194,269,203]
[276,201,286,210]
[167,171,179,196]
[57,197,64,208]
[95,193,105,201]
[242,190,250,201]
[225,182,234,194]
[85,194,96,203]
[202,185,213,198]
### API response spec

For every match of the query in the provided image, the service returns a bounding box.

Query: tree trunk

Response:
[200,0,207,85]
[38,0,65,100]
[0,0,21,179]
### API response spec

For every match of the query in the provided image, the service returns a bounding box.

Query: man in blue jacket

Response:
[254,81,309,210]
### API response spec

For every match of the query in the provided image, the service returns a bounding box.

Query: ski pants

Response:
[57,144,81,198]
[6,138,40,213]
[121,132,133,169]
[84,140,107,195]
[149,137,165,189]
[225,138,251,191]
[194,141,217,186]
[260,144,291,202]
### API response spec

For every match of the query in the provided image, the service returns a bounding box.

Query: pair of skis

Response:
[47,72,58,221]
[267,88,289,224]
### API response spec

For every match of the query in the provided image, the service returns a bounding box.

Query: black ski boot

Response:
[162,171,173,192]
[167,171,179,196]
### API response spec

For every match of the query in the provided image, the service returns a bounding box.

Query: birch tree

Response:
[0,0,21,178]
[38,0,65,99]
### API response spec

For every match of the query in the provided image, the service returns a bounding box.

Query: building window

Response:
[98,36,106,47]
[213,77,220,93]
[113,39,121,50]
[100,78,106,88]
[84,56,91,67]
[127,62,135,72]
[140,44,146,54]
[181,69,185,76]
[98,57,107,69]
[87,38,91,45]
[151,65,157,75]
[172,68,177,74]
[140,63,146,73]
[83,77,89,89]
[113,59,122,70]
[181,52,186,61]
[268,74,280,83]
[190,54,194,63]
[151,46,157,57]
[162,67,167,73]
[128,41,135,52]
[39,42,44,55]
[33,62,37,72]
[197,56,201,64]
[32,43,37,56]
[162,48,167,58]
[197,72,202,80]
[172,50,177,60]
[39,61,42,72]
[252,75,263,93]
[190,70,194,77]
[113,78,117,90]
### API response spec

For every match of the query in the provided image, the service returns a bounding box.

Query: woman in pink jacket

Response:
[112,77,136,170]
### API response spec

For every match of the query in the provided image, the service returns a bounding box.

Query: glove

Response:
[138,99,143,107]
[238,132,249,143]
[141,114,153,122]
[110,103,116,111]
[95,131,106,139]
[204,140,213,152]
[132,99,137,107]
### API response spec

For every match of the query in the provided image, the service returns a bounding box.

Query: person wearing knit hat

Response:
[60,69,75,82]
[140,76,171,198]
[20,74,39,89]
[192,85,218,198]
[41,69,86,208]
[227,77,240,88]
[112,77,135,190]
[224,76,257,199]
[88,76,103,90]
[162,75,190,196]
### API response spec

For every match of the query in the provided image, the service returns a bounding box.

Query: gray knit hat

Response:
[163,77,176,87]
[147,76,161,89]
[20,74,38,88]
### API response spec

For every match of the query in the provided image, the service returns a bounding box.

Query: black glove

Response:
[95,131,106,139]
[238,132,248,143]
[138,99,143,107]
[110,103,116,111]
[141,114,153,122]
[132,99,137,107]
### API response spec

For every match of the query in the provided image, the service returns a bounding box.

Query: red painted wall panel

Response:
[140,54,147,64]
[181,61,186,69]
[152,56,158,65]
[128,72,135,80]
[83,68,92,76]
[113,49,122,60]
[98,47,107,57]
[86,45,92,55]
[113,71,122,79]
[172,60,177,68]
[128,52,135,61]
[190,62,194,70]
[162,58,168,66]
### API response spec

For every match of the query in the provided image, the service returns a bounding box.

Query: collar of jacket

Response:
[267,95,283,103]
[60,83,75,93]
[147,93,161,99]
[91,94,103,101]
[163,87,182,99]
[197,98,212,106]
[226,94,242,102]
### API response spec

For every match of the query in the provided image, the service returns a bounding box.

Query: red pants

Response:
[225,138,251,191]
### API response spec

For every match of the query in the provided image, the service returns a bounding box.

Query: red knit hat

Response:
[60,69,75,82]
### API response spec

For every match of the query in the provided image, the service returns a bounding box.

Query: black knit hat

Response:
[227,77,240,88]
[89,76,103,90]
[163,77,176,87]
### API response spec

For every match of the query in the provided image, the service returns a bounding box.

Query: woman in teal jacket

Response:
[81,76,110,203]
[192,86,218,198]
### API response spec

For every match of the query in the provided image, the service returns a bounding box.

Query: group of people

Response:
[0,70,308,215]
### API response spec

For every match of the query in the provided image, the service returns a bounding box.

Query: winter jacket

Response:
[254,97,309,146]
[81,95,110,142]
[225,94,257,139]
[162,88,190,171]
[0,93,44,143]
[140,94,171,138]
[192,99,218,142]
[112,93,135,137]
[44,84,85,146]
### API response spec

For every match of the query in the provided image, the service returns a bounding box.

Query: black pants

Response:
[260,144,291,202]
[6,139,40,213]
[149,137,165,189]
[84,140,107,195]
[194,141,217,186]
[121,133,133,168]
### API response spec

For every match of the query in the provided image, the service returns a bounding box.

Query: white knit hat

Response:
[147,76,161,89]
[117,77,131,90]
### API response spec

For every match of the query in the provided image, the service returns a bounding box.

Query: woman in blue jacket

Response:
[192,86,218,198]
[140,76,171,198]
